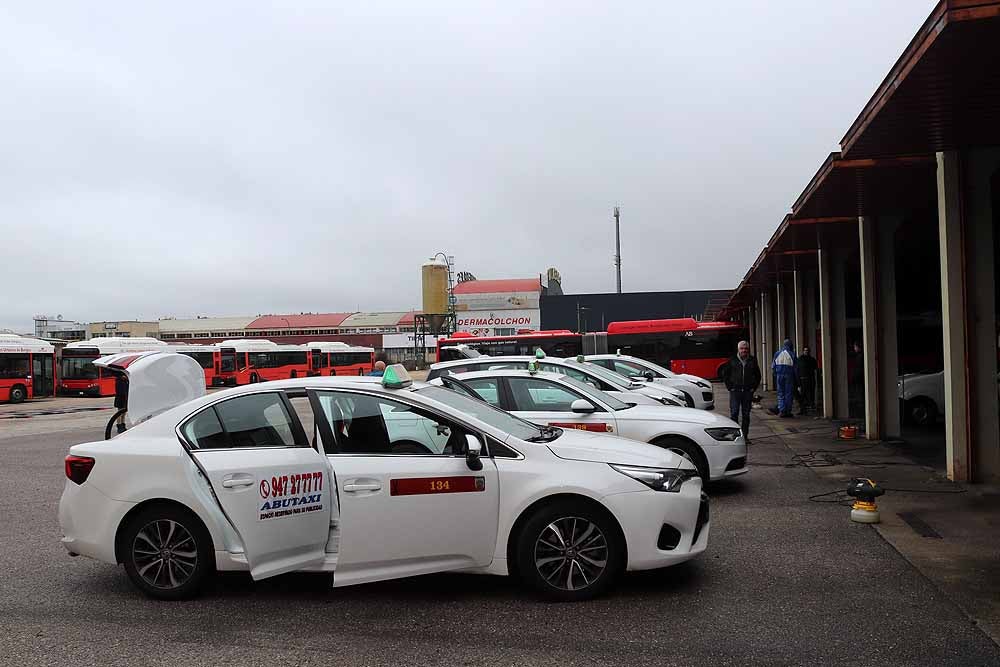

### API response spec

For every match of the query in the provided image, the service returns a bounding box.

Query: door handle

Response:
[343,482,381,492]
[222,477,255,488]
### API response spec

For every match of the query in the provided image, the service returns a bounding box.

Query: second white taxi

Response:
[59,353,709,602]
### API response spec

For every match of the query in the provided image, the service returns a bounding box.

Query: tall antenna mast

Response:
[613,206,622,293]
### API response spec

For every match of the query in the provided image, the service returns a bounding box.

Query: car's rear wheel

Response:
[516,500,623,601]
[121,505,213,600]
[653,435,709,481]
[906,397,938,426]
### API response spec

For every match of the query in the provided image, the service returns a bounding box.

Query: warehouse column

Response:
[858,216,900,439]
[760,290,770,391]
[941,148,1000,482]
[792,266,804,350]
[937,151,971,481]
[830,251,850,420]
[818,245,835,418]
[775,279,786,345]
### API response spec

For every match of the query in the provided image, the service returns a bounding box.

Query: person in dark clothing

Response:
[796,346,818,415]
[722,340,761,444]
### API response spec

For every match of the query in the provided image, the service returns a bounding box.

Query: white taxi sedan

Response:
[59,353,709,602]
[438,370,748,482]
[584,354,715,410]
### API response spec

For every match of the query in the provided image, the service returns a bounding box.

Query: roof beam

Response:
[789,216,856,225]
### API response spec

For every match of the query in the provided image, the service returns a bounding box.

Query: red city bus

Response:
[307,342,375,376]
[170,344,238,388]
[436,320,748,379]
[214,341,310,385]
[606,318,747,379]
[59,337,171,396]
[436,330,582,361]
[0,334,56,403]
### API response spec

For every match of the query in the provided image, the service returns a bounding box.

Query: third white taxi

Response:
[59,353,709,602]
[437,370,748,482]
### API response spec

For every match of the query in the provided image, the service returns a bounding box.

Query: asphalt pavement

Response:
[1,394,998,666]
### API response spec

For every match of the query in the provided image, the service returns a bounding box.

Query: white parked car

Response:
[59,353,709,602]
[585,354,715,410]
[897,370,1000,425]
[438,370,747,482]
[427,356,688,407]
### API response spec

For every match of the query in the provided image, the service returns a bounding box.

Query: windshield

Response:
[557,375,630,411]
[566,360,636,390]
[416,385,546,442]
[60,357,99,380]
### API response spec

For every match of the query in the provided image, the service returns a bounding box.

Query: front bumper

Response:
[704,438,749,481]
[602,480,709,571]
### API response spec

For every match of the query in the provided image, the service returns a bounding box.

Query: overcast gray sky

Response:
[1,1,931,332]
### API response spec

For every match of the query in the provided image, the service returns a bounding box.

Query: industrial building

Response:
[719,0,1000,484]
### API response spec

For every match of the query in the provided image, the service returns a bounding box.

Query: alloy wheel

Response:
[132,519,199,590]
[533,517,608,591]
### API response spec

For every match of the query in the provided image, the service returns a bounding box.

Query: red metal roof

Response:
[452,278,541,295]
[246,313,353,329]
[396,311,419,326]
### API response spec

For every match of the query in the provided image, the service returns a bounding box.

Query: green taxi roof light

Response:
[576,354,585,363]
[534,348,545,359]
[381,364,412,389]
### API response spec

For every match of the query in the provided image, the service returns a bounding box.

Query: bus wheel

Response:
[9,384,27,403]
[249,373,259,384]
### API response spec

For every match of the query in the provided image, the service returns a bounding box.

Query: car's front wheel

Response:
[653,435,709,481]
[121,505,213,600]
[516,500,624,601]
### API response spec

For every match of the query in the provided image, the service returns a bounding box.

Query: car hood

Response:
[619,404,736,427]
[546,429,690,469]
[678,373,709,386]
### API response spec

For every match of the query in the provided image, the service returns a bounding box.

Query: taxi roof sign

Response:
[534,348,545,359]
[381,364,413,389]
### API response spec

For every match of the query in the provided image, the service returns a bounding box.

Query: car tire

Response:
[653,435,709,481]
[121,505,213,600]
[9,384,26,403]
[906,397,938,426]
[681,392,695,408]
[515,500,624,602]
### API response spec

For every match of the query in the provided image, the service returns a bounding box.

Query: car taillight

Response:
[65,455,95,485]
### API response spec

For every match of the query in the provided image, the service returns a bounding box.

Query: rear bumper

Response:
[59,480,135,564]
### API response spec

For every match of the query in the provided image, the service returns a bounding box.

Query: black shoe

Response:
[780,412,792,418]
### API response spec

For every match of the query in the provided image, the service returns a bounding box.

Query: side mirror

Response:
[465,434,483,471]
[571,399,596,414]
[643,371,655,381]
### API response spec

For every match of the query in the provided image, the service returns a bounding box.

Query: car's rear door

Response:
[182,390,335,580]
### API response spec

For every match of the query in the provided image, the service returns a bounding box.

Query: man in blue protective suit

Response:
[771,339,798,418]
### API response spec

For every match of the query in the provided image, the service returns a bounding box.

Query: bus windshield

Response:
[61,357,99,380]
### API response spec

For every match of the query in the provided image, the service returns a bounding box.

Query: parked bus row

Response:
[57,338,375,398]
[436,318,747,380]
[0,334,57,403]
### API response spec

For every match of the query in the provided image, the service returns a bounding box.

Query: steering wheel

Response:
[390,440,434,454]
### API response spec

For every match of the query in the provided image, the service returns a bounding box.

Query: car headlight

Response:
[610,464,697,492]
[658,396,682,407]
[705,427,742,442]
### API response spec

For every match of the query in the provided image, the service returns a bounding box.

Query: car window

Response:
[313,391,469,456]
[613,359,651,377]
[507,377,591,412]
[414,385,546,442]
[184,393,301,449]
[214,393,300,448]
[463,378,502,406]
[539,363,601,389]
[181,407,230,449]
